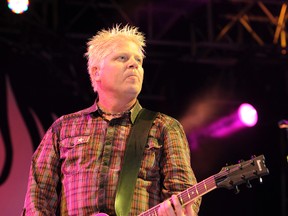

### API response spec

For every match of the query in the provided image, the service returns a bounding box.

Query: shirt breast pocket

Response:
[59,135,91,175]
[142,137,162,169]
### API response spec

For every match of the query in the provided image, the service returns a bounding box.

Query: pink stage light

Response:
[7,0,29,14]
[185,102,258,150]
[203,103,258,138]
[238,103,258,127]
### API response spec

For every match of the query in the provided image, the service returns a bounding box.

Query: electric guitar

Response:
[97,154,269,216]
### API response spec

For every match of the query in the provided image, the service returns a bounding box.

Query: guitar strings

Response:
[140,158,262,216]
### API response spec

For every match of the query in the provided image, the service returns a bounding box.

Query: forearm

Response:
[23,129,60,215]
[160,120,201,214]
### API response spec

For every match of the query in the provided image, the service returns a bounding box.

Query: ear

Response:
[91,66,101,81]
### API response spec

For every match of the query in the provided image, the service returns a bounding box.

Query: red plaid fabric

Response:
[23,101,200,215]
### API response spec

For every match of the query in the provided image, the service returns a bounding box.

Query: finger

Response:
[158,199,176,216]
[184,202,196,216]
[157,203,164,216]
[157,200,167,216]
[165,199,176,216]
[171,195,184,216]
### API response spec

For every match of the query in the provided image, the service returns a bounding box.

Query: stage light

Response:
[181,100,258,150]
[7,0,29,14]
[206,103,258,138]
[238,103,258,127]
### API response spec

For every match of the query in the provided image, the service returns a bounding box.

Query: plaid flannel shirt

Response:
[23,101,201,215]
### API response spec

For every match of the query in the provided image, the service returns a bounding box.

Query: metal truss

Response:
[1,0,287,104]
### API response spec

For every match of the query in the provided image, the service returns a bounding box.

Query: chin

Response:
[125,87,141,97]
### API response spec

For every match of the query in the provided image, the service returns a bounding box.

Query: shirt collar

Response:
[130,100,142,124]
[83,99,142,124]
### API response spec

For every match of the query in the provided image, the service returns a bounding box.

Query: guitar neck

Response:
[139,175,217,216]
[97,155,268,216]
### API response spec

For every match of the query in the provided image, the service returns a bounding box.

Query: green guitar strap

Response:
[115,108,158,216]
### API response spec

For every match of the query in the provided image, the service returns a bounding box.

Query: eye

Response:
[135,57,143,63]
[117,55,127,61]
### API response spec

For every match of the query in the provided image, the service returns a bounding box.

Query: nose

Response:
[127,57,139,69]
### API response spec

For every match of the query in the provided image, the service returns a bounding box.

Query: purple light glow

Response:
[206,114,243,138]
[185,102,259,147]
[238,103,258,127]
[198,103,258,138]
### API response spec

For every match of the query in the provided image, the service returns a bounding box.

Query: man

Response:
[23,24,201,215]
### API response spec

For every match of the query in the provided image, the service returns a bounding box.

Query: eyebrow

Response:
[116,52,143,59]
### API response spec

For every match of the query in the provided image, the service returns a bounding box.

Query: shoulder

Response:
[149,111,185,134]
[50,104,97,130]
[155,112,182,127]
[150,112,188,146]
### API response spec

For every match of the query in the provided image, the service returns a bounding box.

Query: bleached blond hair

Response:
[85,24,146,92]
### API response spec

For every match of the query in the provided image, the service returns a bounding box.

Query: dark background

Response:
[1,0,288,215]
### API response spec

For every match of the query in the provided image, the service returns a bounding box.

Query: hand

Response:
[157,195,197,216]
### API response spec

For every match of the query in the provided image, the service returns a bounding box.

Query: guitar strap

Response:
[115,108,158,216]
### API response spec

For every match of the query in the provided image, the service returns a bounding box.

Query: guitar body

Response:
[94,155,269,216]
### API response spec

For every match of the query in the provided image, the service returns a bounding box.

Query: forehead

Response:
[109,40,142,56]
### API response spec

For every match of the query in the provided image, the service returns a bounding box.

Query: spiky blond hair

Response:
[85,24,146,92]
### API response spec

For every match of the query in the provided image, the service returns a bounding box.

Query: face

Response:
[93,40,144,99]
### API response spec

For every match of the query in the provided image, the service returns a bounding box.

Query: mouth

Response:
[125,69,142,82]
[126,75,138,81]
[125,74,140,84]
[127,74,138,78]
[125,70,138,78]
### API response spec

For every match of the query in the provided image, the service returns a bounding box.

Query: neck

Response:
[97,96,137,115]
[97,106,129,117]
